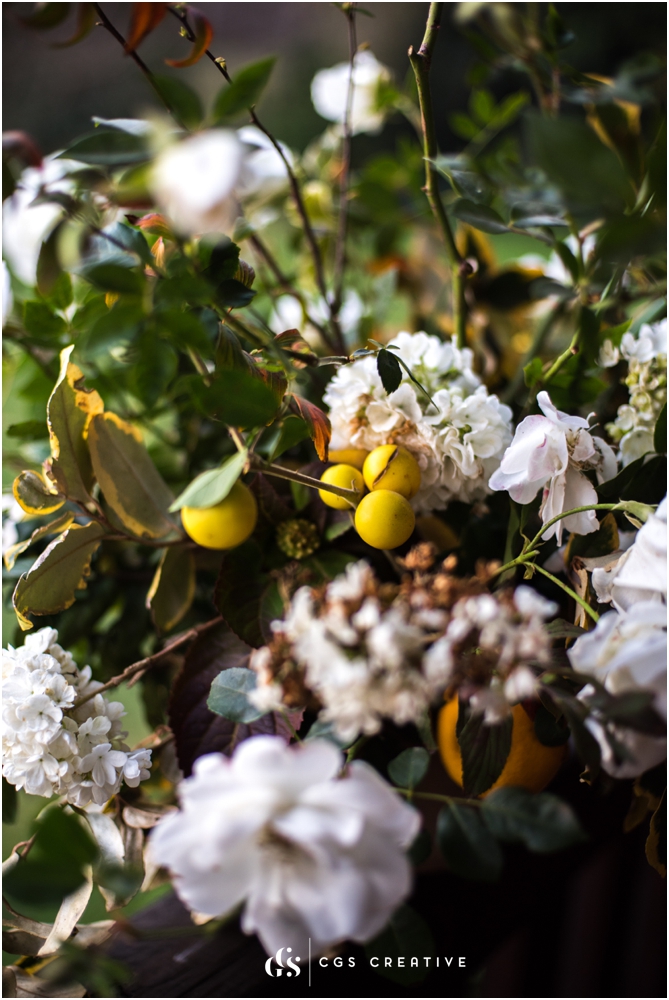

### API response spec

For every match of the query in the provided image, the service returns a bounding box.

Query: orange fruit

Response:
[438,696,566,796]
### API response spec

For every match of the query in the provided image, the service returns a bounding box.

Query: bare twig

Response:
[72,616,223,708]
[331,3,358,317]
[408,3,467,347]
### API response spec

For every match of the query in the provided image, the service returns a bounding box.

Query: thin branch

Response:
[408,3,467,348]
[532,564,600,623]
[250,455,361,504]
[72,616,223,708]
[331,3,358,316]
[93,5,181,124]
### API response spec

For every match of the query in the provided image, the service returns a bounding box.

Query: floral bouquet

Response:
[2,3,666,996]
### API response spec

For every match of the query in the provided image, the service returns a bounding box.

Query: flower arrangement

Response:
[2,2,666,996]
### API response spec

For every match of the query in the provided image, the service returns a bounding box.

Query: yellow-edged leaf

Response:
[13,522,106,631]
[87,413,177,540]
[47,346,104,502]
[13,470,65,516]
[146,545,196,632]
[4,511,75,571]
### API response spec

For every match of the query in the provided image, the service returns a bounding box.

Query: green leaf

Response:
[365,904,434,985]
[213,57,276,120]
[268,416,310,461]
[523,356,544,388]
[128,334,178,407]
[654,403,667,455]
[214,539,266,647]
[388,747,430,789]
[450,198,510,234]
[170,451,247,511]
[6,420,50,440]
[153,75,204,129]
[197,369,281,428]
[4,808,98,909]
[207,666,265,723]
[430,156,491,203]
[87,413,176,539]
[437,802,503,881]
[482,787,586,852]
[4,510,75,572]
[147,545,196,632]
[408,828,432,866]
[215,324,251,372]
[259,579,285,644]
[12,470,64,515]
[596,453,666,505]
[303,550,356,582]
[456,701,513,797]
[526,112,632,215]
[58,130,149,166]
[23,300,66,340]
[304,717,352,748]
[533,703,571,747]
[12,521,106,631]
[81,262,144,295]
[324,514,353,542]
[377,348,403,394]
[20,2,71,28]
[544,619,587,640]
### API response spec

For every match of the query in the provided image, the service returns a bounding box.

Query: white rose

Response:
[149,737,419,957]
[311,51,391,135]
[489,391,617,543]
[151,130,244,236]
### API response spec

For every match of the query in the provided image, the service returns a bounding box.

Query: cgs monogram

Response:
[265,947,301,977]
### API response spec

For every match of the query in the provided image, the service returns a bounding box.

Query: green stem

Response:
[408,3,466,348]
[396,788,483,807]
[346,735,369,763]
[332,3,357,316]
[532,564,599,623]
[525,503,618,553]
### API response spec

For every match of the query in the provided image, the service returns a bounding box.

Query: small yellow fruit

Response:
[354,489,416,549]
[328,448,370,470]
[318,464,365,510]
[181,481,258,550]
[438,696,567,797]
[363,444,421,499]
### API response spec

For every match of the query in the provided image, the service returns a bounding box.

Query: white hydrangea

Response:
[151,130,244,237]
[2,627,151,806]
[149,736,419,957]
[606,319,667,466]
[323,331,513,512]
[569,602,667,778]
[311,51,392,135]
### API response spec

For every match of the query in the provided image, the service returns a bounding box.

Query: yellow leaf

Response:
[47,345,104,502]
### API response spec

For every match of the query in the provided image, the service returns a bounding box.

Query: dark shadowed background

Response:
[3,2,667,160]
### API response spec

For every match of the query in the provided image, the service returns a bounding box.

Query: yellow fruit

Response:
[363,444,421,499]
[354,489,416,549]
[438,696,567,797]
[181,481,258,550]
[318,464,365,510]
[328,448,369,470]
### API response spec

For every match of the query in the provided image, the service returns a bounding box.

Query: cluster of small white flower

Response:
[571,498,667,777]
[323,331,514,512]
[150,736,419,958]
[489,390,618,543]
[251,560,557,742]
[2,627,151,806]
[603,320,667,467]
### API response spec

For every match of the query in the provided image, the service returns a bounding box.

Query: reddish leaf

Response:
[2,131,42,169]
[250,473,293,526]
[52,2,96,47]
[169,622,293,776]
[135,213,173,238]
[125,2,167,53]
[165,7,213,68]
[252,363,287,407]
[289,395,331,462]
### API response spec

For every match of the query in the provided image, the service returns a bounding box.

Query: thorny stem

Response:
[72,617,223,709]
[332,3,358,317]
[168,6,346,356]
[408,3,467,348]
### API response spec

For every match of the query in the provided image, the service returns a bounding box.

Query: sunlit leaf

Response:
[288,395,331,462]
[13,521,107,631]
[12,470,64,516]
[169,451,247,511]
[4,510,75,571]
[47,346,104,502]
[213,57,276,119]
[125,2,167,52]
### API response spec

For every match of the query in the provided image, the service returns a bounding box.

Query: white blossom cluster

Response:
[604,320,667,467]
[323,331,514,512]
[150,736,419,958]
[571,498,667,777]
[250,561,557,742]
[2,627,151,806]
